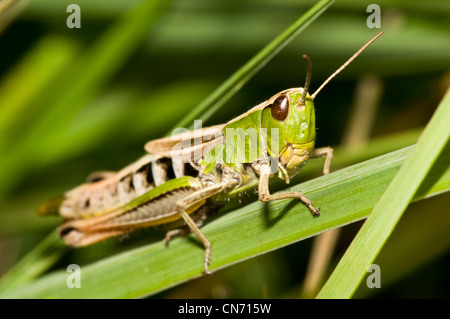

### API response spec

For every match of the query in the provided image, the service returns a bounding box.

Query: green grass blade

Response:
[1,142,449,298]
[171,0,335,131]
[0,231,67,293]
[316,88,450,299]
[0,128,422,292]
[0,127,420,292]
[355,192,450,298]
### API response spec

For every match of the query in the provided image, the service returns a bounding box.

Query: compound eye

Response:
[271,94,290,121]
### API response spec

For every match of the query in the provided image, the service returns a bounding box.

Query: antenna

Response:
[299,54,312,105]
[311,31,384,100]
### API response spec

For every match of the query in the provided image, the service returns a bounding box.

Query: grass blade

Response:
[316,88,450,298]
[0,231,67,293]
[1,142,449,298]
[355,192,450,298]
[0,128,421,291]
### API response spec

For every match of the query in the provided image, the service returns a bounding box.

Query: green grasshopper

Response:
[39,32,383,274]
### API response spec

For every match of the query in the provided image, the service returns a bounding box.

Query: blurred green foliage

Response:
[0,0,449,298]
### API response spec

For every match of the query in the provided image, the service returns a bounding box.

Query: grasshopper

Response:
[38,32,383,274]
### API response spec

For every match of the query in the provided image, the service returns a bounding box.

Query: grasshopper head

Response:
[261,88,316,176]
[260,32,384,178]
[261,54,316,177]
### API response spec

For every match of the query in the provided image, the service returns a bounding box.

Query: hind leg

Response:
[175,183,226,274]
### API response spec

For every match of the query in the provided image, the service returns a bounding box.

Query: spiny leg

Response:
[176,183,225,275]
[258,164,320,216]
[164,211,207,245]
[311,146,333,175]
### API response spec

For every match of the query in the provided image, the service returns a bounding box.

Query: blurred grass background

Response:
[0,0,449,298]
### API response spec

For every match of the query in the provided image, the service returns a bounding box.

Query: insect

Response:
[38,32,383,274]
